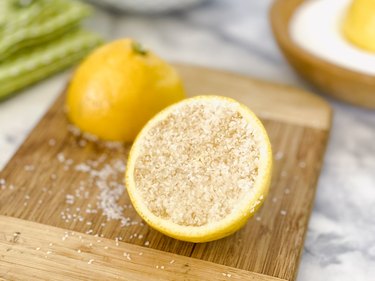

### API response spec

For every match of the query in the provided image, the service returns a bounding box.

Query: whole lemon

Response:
[65,39,185,142]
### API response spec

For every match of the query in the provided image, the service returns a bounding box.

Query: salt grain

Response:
[57,153,65,163]
[66,194,75,205]
[280,210,287,216]
[275,151,284,160]
[123,252,132,260]
[24,165,35,172]
[88,259,94,264]
[79,139,87,147]
[48,138,56,146]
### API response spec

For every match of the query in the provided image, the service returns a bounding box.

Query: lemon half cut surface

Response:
[126,96,272,242]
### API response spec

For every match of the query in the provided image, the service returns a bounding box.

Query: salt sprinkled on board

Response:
[72,157,127,222]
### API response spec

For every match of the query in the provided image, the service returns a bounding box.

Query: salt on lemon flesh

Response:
[125,96,272,242]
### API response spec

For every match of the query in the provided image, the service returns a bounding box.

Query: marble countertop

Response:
[1,0,374,280]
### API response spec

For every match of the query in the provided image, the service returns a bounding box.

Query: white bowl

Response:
[87,0,209,13]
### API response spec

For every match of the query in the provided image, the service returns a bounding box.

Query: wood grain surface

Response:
[270,0,375,109]
[0,216,285,281]
[0,64,332,281]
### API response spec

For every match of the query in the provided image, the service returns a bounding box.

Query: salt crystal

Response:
[48,139,56,146]
[57,153,65,163]
[24,165,35,172]
[275,151,284,160]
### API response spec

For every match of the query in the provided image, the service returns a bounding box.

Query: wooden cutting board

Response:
[0,64,331,281]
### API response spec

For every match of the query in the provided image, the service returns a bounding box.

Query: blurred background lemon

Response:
[65,39,185,142]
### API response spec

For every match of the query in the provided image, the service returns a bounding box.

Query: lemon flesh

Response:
[342,0,375,53]
[125,96,272,242]
[65,39,185,142]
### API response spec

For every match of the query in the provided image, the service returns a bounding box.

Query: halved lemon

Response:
[125,96,272,242]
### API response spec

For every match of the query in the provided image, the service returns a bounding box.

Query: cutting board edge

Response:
[0,215,287,281]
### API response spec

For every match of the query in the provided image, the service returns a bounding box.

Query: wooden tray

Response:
[0,64,332,281]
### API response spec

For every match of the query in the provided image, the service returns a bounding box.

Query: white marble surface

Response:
[1,0,374,280]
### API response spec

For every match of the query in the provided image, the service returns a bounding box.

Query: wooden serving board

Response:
[0,64,331,281]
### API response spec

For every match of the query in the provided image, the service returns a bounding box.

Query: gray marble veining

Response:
[0,0,374,280]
